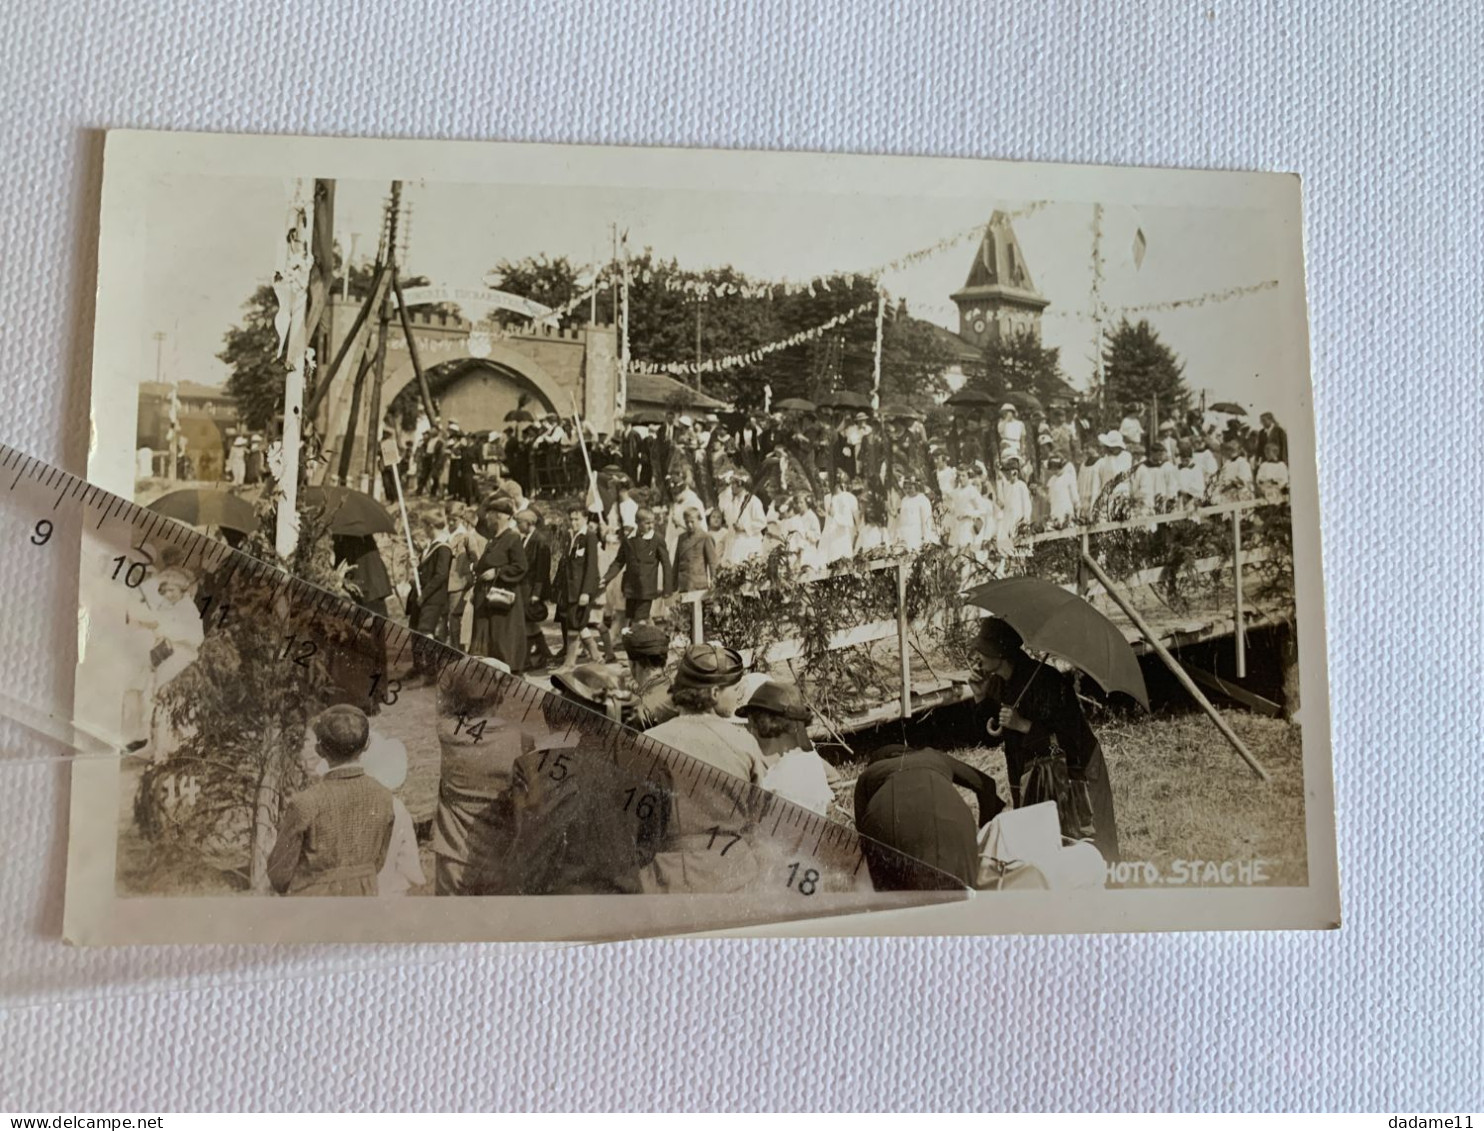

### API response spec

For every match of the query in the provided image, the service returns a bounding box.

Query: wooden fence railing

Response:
[675,496,1280,727]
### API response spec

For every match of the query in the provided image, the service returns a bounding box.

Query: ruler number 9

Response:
[30,520,52,546]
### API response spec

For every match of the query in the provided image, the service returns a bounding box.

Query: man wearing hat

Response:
[1090,432,1132,514]
[640,644,767,893]
[737,681,832,816]
[470,496,530,671]
[967,617,1119,862]
[267,705,395,896]
[623,624,677,730]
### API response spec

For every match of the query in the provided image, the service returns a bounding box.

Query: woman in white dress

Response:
[854,478,890,554]
[131,567,204,761]
[720,472,767,565]
[820,482,860,563]
[892,477,938,553]
[792,494,826,571]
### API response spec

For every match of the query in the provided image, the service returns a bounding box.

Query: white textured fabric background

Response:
[0,0,1481,1112]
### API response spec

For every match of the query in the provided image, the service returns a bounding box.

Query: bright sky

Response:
[142,173,1296,410]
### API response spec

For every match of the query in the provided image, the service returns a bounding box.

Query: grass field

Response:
[824,708,1309,888]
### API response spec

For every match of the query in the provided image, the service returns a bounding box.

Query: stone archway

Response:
[381,337,570,426]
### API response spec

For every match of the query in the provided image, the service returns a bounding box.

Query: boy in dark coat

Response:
[554,506,603,667]
[601,507,671,625]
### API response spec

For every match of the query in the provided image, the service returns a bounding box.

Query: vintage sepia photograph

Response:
[67,131,1337,943]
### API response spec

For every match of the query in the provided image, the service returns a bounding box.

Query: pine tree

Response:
[970,328,1065,406]
[1100,318,1189,417]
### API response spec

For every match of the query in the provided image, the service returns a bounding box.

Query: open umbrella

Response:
[773,397,816,413]
[504,408,534,423]
[1207,401,1247,415]
[944,388,996,409]
[962,576,1149,709]
[300,486,396,536]
[147,488,258,534]
[879,402,925,422]
[818,388,872,410]
[624,408,667,425]
[1001,391,1045,416]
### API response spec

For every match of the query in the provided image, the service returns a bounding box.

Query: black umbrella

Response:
[624,408,667,425]
[147,488,259,534]
[818,389,873,410]
[300,486,396,536]
[1208,402,1247,415]
[963,577,1149,709]
[879,402,925,422]
[944,388,996,409]
[504,408,534,423]
[773,397,816,413]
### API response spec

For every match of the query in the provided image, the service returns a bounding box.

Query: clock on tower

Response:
[950,210,1049,351]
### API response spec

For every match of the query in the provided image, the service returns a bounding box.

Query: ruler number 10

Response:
[110,555,148,588]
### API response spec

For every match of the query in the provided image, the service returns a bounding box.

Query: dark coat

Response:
[555,527,602,615]
[522,531,555,603]
[467,740,671,895]
[408,542,452,636]
[333,535,393,608]
[853,748,1002,890]
[977,656,1119,861]
[470,527,529,671]
[602,531,671,600]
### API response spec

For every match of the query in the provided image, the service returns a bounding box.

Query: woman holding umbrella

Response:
[963,582,1145,864]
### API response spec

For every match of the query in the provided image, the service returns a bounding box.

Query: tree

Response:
[1100,318,1189,417]
[971,328,1065,406]
[487,254,592,328]
[219,285,284,433]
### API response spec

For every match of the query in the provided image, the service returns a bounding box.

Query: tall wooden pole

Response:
[364,180,401,487]
[1080,552,1268,780]
[618,231,630,419]
[1232,507,1247,678]
[335,351,375,486]
[392,270,439,427]
[896,560,912,720]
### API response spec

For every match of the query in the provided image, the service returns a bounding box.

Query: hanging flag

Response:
[1132,227,1147,269]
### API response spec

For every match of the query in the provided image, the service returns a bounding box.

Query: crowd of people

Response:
[264,610,1124,898]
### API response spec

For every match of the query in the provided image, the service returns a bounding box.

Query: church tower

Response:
[951,210,1049,350]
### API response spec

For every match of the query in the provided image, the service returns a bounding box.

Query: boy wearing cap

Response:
[624,624,677,730]
[267,705,395,897]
